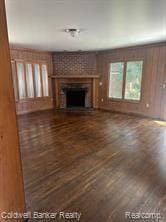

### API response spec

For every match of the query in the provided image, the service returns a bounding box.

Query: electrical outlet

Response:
[146,103,150,108]
[101,98,104,102]
[99,82,103,86]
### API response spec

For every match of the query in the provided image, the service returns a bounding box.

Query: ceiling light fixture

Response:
[65,28,80,37]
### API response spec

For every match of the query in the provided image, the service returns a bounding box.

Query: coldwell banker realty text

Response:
[0,211,82,221]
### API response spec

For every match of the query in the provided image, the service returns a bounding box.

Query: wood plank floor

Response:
[18,110,166,222]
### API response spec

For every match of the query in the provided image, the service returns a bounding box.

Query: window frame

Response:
[40,63,49,97]
[12,59,50,102]
[16,61,27,100]
[108,61,125,100]
[108,59,144,103]
[25,63,35,98]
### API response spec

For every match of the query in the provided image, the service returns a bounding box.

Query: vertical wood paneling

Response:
[11,60,19,101]
[10,48,54,114]
[158,47,166,120]
[97,44,166,119]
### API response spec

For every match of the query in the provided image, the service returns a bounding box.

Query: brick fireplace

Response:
[52,75,99,109]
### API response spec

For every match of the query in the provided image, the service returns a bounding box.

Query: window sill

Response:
[16,96,51,103]
[108,98,141,104]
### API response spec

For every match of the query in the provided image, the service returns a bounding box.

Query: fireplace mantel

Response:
[51,75,99,79]
[52,75,99,109]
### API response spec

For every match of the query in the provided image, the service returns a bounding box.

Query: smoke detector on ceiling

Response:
[65,28,81,37]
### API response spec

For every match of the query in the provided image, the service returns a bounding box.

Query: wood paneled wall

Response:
[10,48,54,114]
[0,0,25,218]
[9,44,165,119]
[10,48,53,75]
[97,44,166,119]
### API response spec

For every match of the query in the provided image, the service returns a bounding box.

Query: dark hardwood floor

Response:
[18,110,166,222]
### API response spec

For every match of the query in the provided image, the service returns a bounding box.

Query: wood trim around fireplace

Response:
[52,75,99,109]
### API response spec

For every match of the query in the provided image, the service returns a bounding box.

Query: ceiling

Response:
[5,0,166,52]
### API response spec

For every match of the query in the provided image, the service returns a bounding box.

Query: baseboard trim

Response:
[99,107,162,120]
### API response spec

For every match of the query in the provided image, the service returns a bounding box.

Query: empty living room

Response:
[0,0,166,221]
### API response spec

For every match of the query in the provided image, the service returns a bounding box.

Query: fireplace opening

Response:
[66,89,86,108]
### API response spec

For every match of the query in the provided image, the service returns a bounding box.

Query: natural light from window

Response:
[109,60,143,101]
[109,62,124,99]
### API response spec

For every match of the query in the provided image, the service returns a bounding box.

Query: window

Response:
[109,60,143,101]
[34,64,42,97]
[41,64,49,97]
[12,61,49,101]
[16,62,26,99]
[125,61,143,100]
[25,63,34,98]
[109,62,124,99]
